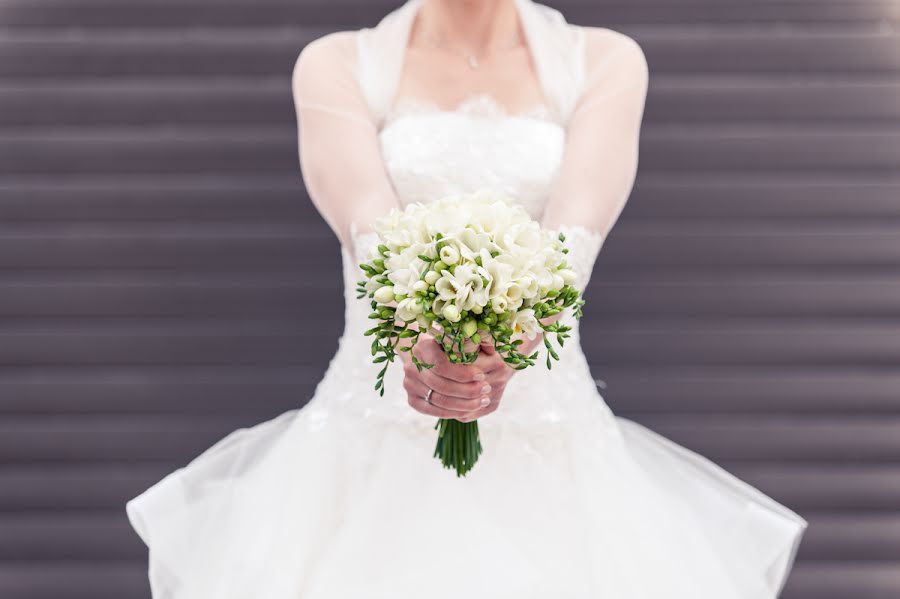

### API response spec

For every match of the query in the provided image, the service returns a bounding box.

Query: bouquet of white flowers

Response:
[357,189,585,476]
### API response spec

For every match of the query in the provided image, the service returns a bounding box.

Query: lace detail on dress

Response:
[377,99,566,221]
[347,221,381,265]
[384,93,560,128]
[554,224,605,292]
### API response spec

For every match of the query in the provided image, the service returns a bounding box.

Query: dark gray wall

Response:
[2,0,899,597]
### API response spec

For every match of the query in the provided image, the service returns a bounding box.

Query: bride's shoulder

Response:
[294,30,359,72]
[292,30,363,95]
[577,26,645,62]
[574,25,648,77]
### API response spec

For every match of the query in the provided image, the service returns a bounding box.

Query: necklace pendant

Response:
[467,55,479,69]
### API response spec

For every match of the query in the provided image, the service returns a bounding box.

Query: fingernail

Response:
[473,371,485,381]
[481,384,492,394]
[480,397,491,407]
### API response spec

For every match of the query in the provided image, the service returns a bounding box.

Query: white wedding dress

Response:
[126,1,808,597]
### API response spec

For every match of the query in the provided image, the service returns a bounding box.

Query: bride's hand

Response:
[400,334,493,420]
[458,333,542,422]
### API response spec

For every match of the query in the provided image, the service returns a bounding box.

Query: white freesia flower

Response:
[504,282,524,305]
[376,211,430,252]
[364,277,384,295]
[550,273,565,292]
[442,303,461,323]
[438,244,460,265]
[373,285,395,304]
[386,242,432,271]
[456,228,497,259]
[511,309,541,340]
[558,269,577,286]
[531,244,565,272]
[435,263,489,312]
[515,275,540,301]
[431,297,447,318]
[396,297,423,321]
[491,296,509,314]
[530,269,555,296]
[496,221,543,255]
[477,249,514,299]
[387,262,423,297]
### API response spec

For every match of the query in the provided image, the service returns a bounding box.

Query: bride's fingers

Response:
[418,366,490,401]
[472,352,515,382]
[459,398,501,422]
[408,376,487,412]
[402,378,459,418]
[403,377,487,416]
[425,389,488,414]
[413,338,484,383]
[456,382,506,422]
[472,349,502,368]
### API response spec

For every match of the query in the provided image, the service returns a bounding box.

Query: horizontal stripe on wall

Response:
[3,1,899,598]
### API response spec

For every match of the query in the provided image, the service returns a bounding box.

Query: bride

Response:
[126,0,808,596]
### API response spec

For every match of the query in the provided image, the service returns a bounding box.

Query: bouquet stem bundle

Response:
[434,419,481,477]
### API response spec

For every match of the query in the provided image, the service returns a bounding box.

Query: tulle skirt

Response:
[126,384,807,598]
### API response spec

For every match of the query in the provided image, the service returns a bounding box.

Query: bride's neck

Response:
[415,0,520,53]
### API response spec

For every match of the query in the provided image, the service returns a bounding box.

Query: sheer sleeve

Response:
[291,31,401,254]
[541,29,649,291]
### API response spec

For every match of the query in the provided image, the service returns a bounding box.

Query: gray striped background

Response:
[2,0,900,597]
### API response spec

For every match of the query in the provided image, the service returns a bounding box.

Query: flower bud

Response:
[373,285,395,304]
[433,260,448,273]
[412,280,429,294]
[442,304,461,323]
[461,319,478,338]
[439,245,460,266]
[559,269,577,286]
[396,297,423,321]
[424,270,440,285]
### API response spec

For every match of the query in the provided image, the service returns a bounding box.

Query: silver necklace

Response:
[420,28,523,70]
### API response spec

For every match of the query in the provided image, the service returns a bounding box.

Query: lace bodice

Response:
[379,95,566,218]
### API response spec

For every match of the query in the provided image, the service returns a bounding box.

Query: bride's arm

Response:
[466,29,649,418]
[540,28,649,289]
[291,31,401,250]
[521,29,649,350]
[293,32,490,419]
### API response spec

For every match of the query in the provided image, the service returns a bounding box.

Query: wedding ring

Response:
[424,387,434,405]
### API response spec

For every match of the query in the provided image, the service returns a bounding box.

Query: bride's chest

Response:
[377,98,567,219]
